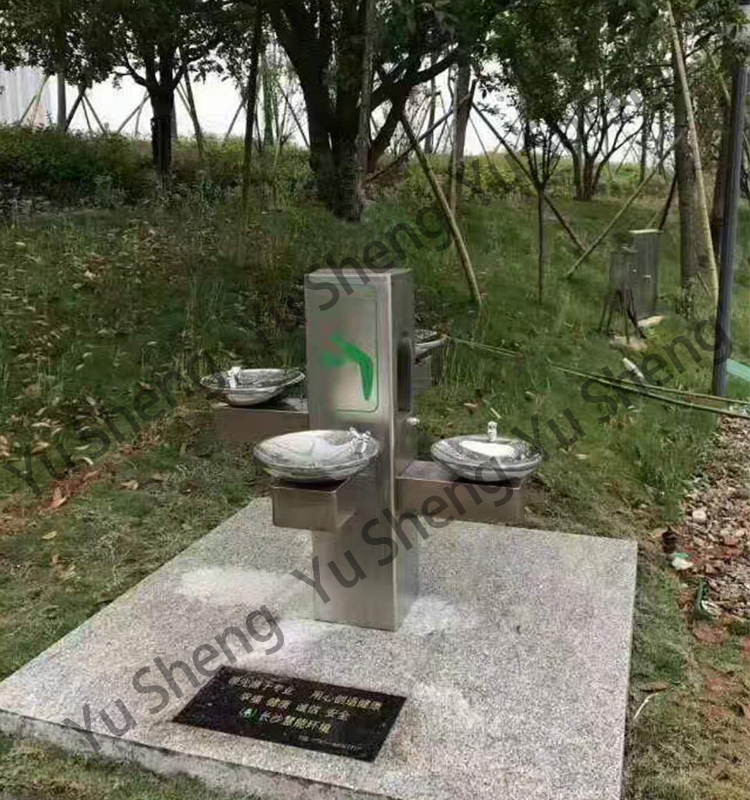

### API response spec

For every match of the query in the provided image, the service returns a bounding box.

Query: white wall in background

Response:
[0,67,52,125]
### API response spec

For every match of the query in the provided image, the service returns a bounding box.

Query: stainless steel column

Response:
[304,267,418,630]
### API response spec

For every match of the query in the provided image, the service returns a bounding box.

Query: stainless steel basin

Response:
[200,368,304,407]
[254,428,379,483]
[431,422,542,483]
[415,329,448,362]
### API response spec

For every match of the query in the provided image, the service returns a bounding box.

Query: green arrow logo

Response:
[323,333,375,400]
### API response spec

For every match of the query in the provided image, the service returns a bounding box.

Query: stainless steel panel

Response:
[212,399,309,444]
[629,229,662,318]
[397,460,525,526]
[304,268,417,630]
[271,477,356,532]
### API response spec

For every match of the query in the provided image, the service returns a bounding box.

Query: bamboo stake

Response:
[179,59,204,160]
[83,93,106,133]
[565,133,683,278]
[224,95,245,142]
[365,96,468,184]
[65,87,85,131]
[387,78,481,306]
[276,80,309,148]
[117,92,148,135]
[23,75,49,126]
[647,172,678,230]
[448,336,750,419]
[81,92,93,134]
[666,0,719,302]
[17,90,39,126]
[134,92,148,138]
[434,94,450,153]
[473,102,586,254]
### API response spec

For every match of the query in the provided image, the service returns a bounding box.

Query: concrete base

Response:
[0,501,637,800]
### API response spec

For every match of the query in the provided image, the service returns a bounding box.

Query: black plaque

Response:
[173,667,406,762]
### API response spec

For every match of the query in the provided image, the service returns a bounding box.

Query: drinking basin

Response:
[414,329,448,362]
[254,428,379,483]
[431,422,542,483]
[201,367,304,407]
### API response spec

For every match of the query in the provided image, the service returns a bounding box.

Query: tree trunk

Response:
[261,49,275,149]
[673,49,699,299]
[640,107,652,185]
[150,90,175,182]
[242,3,263,215]
[537,188,545,303]
[355,0,375,214]
[579,154,598,201]
[424,57,436,155]
[56,63,67,132]
[450,55,471,211]
[657,107,667,176]
[710,102,732,261]
[574,104,586,199]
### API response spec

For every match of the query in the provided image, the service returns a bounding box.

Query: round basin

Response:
[415,329,448,362]
[254,428,379,483]
[200,368,304,408]
[431,425,542,483]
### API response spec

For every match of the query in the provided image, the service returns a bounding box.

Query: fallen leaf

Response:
[42,530,58,540]
[78,456,94,466]
[121,479,139,491]
[739,704,750,719]
[49,487,68,510]
[31,441,51,455]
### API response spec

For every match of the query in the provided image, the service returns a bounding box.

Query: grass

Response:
[1,144,750,798]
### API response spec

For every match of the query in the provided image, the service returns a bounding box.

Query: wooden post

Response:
[381,69,481,306]
[666,0,719,302]
[565,134,683,279]
[472,102,586,254]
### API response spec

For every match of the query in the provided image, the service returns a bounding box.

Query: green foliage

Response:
[397,153,530,203]
[0,126,152,204]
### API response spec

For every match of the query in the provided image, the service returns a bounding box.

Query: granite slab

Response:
[0,500,638,800]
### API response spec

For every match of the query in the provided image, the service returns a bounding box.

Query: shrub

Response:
[0,126,152,204]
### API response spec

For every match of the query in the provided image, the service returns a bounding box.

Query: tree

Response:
[515,113,562,303]
[491,0,662,201]
[0,0,110,129]
[265,0,507,219]
[101,0,231,180]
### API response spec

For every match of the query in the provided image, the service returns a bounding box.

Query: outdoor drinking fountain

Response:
[252,267,542,632]
[205,367,311,444]
[208,330,446,445]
